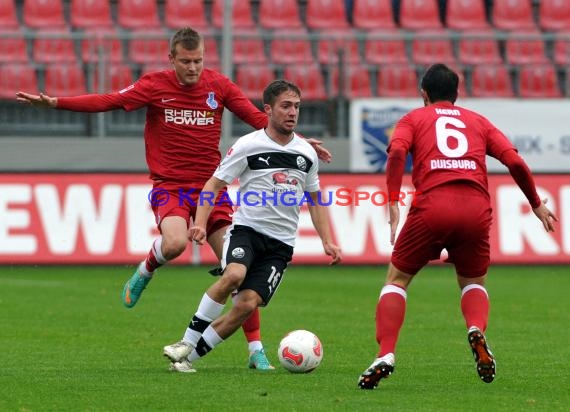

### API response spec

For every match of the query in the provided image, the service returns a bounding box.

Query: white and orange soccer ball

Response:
[277,330,323,373]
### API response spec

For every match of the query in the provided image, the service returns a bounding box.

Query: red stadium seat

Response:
[81,28,124,63]
[0,64,39,99]
[316,29,361,65]
[352,0,397,30]
[539,0,570,32]
[117,0,161,30]
[553,31,570,65]
[328,65,373,98]
[0,0,19,30]
[399,0,443,30]
[445,0,489,30]
[258,0,303,29]
[233,29,267,64]
[164,0,208,30]
[0,30,29,64]
[202,34,220,66]
[470,64,514,97]
[410,30,456,66]
[269,29,315,64]
[235,64,276,100]
[91,63,134,93]
[33,29,77,64]
[517,64,562,98]
[505,30,549,65]
[128,30,170,64]
[44,64,87,96]
[376,64,419,97]
[211,0,255,29]
[70,0,113,29]
[23,0,66,29]
[448,64,468,99]
[364,29,409,65]
[283,63,327,100]
[457,30,502,65]
[306,0,350,30]
[492,0,536,31]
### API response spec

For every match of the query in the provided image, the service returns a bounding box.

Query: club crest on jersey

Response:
[296,156,307,171]
[232,247,245,259]
[206,92,218,109]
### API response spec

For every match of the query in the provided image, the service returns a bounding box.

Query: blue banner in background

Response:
[351,98,570,173]
[360,106,412,172]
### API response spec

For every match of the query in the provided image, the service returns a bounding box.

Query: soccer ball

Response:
[277,330,323,373]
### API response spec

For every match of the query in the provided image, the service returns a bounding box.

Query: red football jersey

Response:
[388,101,517,196]
[57,69,268,184]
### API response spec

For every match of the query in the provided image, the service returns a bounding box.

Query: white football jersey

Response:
[214,129,320,246]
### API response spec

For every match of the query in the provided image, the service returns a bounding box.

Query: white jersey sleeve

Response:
[304,150,320,193]
[213,132,252,184]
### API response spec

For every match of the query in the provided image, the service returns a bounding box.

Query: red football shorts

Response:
[149,181,233,235]
[391,183,492,278]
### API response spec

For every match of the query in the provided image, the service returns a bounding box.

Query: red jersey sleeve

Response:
[500,149,541,208]
[56,74,155,112]
[481,116,540,207]
[484,121,517,160]
[387,113,414,154]
[386,147,407,202]
[57,93,124,112]
[220,78,268,129]
[386,113,414,201]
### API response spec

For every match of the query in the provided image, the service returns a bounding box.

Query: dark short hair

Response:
[170,27,203,56]
[420,63,459,103]
[263,80,301,106]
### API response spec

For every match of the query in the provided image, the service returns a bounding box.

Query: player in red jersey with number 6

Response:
[16,27,331,370]
[358,63,557,389]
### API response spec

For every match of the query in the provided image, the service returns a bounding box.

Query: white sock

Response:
[182,293,225,345]
[197,293,225,320]
[187,326,224,361]
[152,237,167,264]
[248,340,263,353]
[378,353,395,365]
[203,325,224,348]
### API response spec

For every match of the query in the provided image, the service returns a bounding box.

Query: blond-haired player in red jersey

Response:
[16,27,331,370]
[358,63,557,389]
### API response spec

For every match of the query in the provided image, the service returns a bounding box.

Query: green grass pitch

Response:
[1,264,569,411]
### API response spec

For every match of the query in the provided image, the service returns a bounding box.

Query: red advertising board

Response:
[0,174,567,264]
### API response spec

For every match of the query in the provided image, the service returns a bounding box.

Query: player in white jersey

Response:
[215,129,320,246]
[162,80,342,372]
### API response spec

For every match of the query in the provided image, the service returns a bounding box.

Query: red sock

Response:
[241,307,261,342]
[143,238,167,274]
[461,285,489,332]
[376,284,407,357]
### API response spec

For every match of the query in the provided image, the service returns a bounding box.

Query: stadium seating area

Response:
[0,0,568,100]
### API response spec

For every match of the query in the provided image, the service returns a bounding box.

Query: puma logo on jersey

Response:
[258,156,270,166]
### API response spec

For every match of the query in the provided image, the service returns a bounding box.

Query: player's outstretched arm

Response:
[533,198,557,232]
[16,92,57,108]
[189,176,228,245]
[500,149,557,232]
[308,191,342,265]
